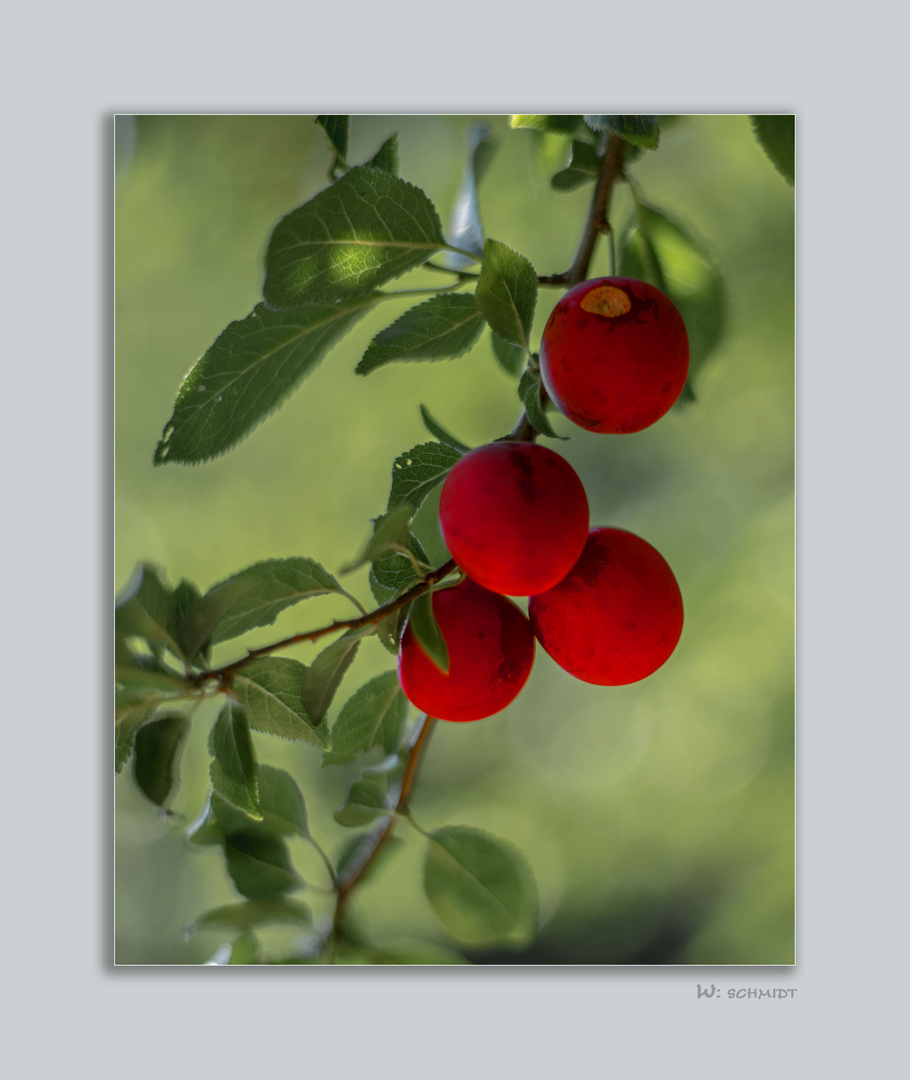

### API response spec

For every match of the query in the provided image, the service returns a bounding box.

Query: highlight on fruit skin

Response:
[438,440,589,597]
[397,579,535,722]
[528,526,683,686]
[539,276,689,435]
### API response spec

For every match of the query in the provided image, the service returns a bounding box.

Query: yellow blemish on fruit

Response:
[580,285,631,318]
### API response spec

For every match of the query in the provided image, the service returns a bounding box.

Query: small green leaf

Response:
[188,897,313,936]
[334,777,390,827]
[443,123,496,268]
[475,239,537,353]
[115,703,154,773]
[185,793,225,846]
[407,590,449,674]
[418,405,470,452]
[387,441,463,513]
[620,200,725,393]
[154,298,377,465]
[264,167,447,308]
[208,702,259,816]
[344,503,415,576]
[299,631,363,726]
[586,115,660,150]
[323,671,409,765]
[369,530,429,605]
[518,368,566,440]
[169,579,204,662]
[132,714,191,808]
[365,133,398,176]
[357,294,485,375]
[316,115,349,163]
[225,832,302,899]
[550,139,601,191]
[257,765,310,838]
[199,558,348,645]
[376,604,411,657]
[490,331,526,377]
[115,564,178,656]
[510,115,585,136]
[750,115,794,186]
[227,929,262,965]
[233,657,331,748]
[423,826,539,946]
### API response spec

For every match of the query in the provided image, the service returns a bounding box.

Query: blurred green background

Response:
[115,114,794,965]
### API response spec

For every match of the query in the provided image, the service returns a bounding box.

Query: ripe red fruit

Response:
[398,579,535,722]
[438,441,589,596]
[539,276,689,434]
[528,527,683,686]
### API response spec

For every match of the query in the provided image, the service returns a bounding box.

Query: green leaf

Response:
[510,115,585,136]
[376,604,411,657]
[263,166,447,308]
[132,714,191,808]
[620,200,725,391]
[369,532,428,605]
[184,792,225,846]
[443,123,496,268]
[409,482,450,568]
[387,441,463,513]
[407,590,449,674]
[188,897,313,936]
[227,929,262,965]
[490,331,526,377]
[418,405,470,452]
[224,831,302,899]
[233,657,331,748]
[475,239,537,353]
[334,777,391,827]
[323,671,409,765]
[199,558,348,645]
[366,133,398,176]
[750,115,794,186]
[208,702,259,816]
[299,631,363,726]
[316,115,349,164]
[335,833,405,886]
[518,367,566,440]
[257,764,310,837]
[423,826,539,946]
[550,139,601,191]
[154,298,377,465]
[586,115,660,150]
[356,293,485,375]
[343,503,415,575]
[114,657,189,705]
[115,703,154,773]
[169,579,204,662]
[115,564,178,655]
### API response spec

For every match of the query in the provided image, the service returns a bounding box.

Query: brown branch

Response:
[331,713,437,942]
[537,133,627,289]
[194,558,458,687]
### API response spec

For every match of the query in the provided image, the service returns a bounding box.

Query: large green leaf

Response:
[323,671,409,765]
[154,298,376,465]
[197,558,347,645]
[232,657,330,748]
[132,714,191,808]
[750,115,794,186]
[357,294,485,375]
[620,200,725,392]
[490,331,526,377]
[208,702,259,816]
[263,166,447,307]
[387,442,463,513]
[475,239,537,353]
[423,826,539,946]
[224,832,302,899]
